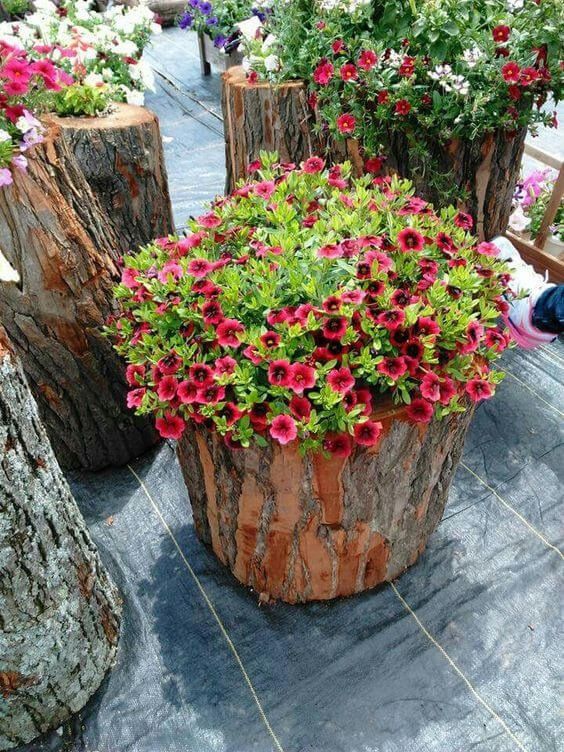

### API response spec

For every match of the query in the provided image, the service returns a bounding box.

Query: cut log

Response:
[0,121,157,470]
[46,104,174,256]
[221,66,319,192]
[177,400,474,603]
[328,128,527,241]
[0,326,121,751]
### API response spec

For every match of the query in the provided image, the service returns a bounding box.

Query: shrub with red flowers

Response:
[107,152,511,455]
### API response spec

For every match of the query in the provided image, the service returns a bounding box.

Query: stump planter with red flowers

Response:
[108,153,511,603]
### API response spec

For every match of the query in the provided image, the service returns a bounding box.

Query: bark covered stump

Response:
[221,66,319,192]
[46,104,174,255]
[0,327,121,751]
[177,401,474,603]
[0,122,157,470]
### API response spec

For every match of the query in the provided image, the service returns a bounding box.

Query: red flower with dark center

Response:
[216,318,245,348]
[323,432,353,458]
[197,384,225,405]
[155,413,185,440]
[465,378,494,402]
[454,212,473,230]
[260,331,281,349]
[340,63,358,81]
[354,420,383,447]
[378,356,407,380]
[336,113,356,134]
[485,328,509,352]
[250,403,269,431]
[270,414,298,445]
[190,363,214,386]
[405,398,434,423]
[492,24,510,43]
[415,316,441,336]
[460,321,484,353]
[519,67,540,86]
[157,353,182,375]
[403,338,424,361]
[268,359,292,387]
[332,39,345,54]
[508,84,521,100]
[157,375,178,402]
[420,372,441,402]
[323,295,342,313]
[313,59,334,85]
[356,260,372,279]
[397,227,425,252]
[254,181,276,199]
[376,309,405,330]
[390,289,412,308]
[394,99,411,116]
[289,395,312,421]
[327,367,355,393]
[302,156,325,174]
[366,280,386,299]
[358,49,377,71]
[126,363,145,386]
[355,388,372,415]
[177,380,199,403]
[215,355,237,375]
[223,402,243,426]
[390,328,410,347]
[289,363,317,394]
[502,61,520,83]
[438,377,457,405]
[188,258,213,278]
[192,279,220,297]
[202,300,223,325]
[377,90,389,104]
[323,317,348,341]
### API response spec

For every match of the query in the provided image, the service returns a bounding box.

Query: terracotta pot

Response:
[177,399,474,603]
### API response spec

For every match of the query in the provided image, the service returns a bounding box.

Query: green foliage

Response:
[52,84,112,117]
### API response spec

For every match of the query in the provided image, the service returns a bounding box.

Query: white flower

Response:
[123,87,145,106]
[264,54,280,72]
[114,39,138,57]
[507,0,524,10]
[462,46,482,68]
[508,206,531,233]
[0,129,11,142]
[84,72,105,87]
[262,33,277,50]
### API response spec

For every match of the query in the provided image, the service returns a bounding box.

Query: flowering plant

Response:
[179,0,270,53]
[108,153,510,454]
[0,0,160,114]
[509,168,564,242]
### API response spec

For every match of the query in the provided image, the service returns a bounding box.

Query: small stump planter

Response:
[221,66,318,192]
[0,118,157,470]
[198,32,243,76]
[178,401,474,603]
[45,103,174,255]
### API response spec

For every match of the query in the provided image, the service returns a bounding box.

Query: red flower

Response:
[126,363,145,386]
[438,377,457,405]
[198,212,221,228]
[302,156,325,174]
[502,61,520,83]
[485,328,509,352]
[313,59,334,85]
[336,113,356,134]
[289,363,317,394]
[397,227,425,252]
[260,331,281,349]
[376,309,406,330]
[157,353,182,376]
[465,378,494,402]
[354,420,383,447]
[355,388,373,415]
[188,258,213,278]
[250,403,269,431]
[420,372,441,402]
[358,49,377,71]
[460,321,484,353]
[377,90,389,104]
[327,367,355,393]
[290,395,312,421]
[340,63,358,82]
[197,384,225,405]
[322,295,342,313]
[454,211,473,230]
[202,300,224,325]
[403,337,424,361]
[394,99,411,116]
[269,414,298,445]
[476,242,499,257]
[223,402,243,426]
[323,432,353,458]
[155,412,185,440]
[189,363,214,386]
[323,316,348,340]
[268,359,292,387]
[157,375,178,401]
[519,67,540,86]
[415,316,441,336]
[492,24,510,43]
[398,56,416,77]
[365,156,384,173]
[342,289,366,304]
[215,355,237,375]
[177,380,199,403]
[378,356,407,380]
[216,318,245,348]
[332,39,345,54]
[243,345,262,365]
[254,181,276,199]
[405,398,434,423]
[127,388,146,409]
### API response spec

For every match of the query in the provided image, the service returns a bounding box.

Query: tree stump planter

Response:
[177,400,474,603]
[221,66,319,192]
[0,326,121,750]
[46,104,174,255]
[0,120,157,470]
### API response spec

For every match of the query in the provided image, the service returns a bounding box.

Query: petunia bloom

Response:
[270,414,298,445]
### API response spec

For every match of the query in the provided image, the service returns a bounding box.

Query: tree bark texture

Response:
[0,327,121,751]
[46,104,174,255]
[221,66,319,193]
[327,126,527,241]
[0,122,157,470]
[177,400,474,603]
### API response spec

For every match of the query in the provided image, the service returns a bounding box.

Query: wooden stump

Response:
[177,400,474,603]
[0,326,121,750]
[221,66,319,192]
[46,104,174,255]
[0,122,157,470]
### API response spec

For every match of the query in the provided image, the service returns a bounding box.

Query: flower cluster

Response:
[509,169,563,243]
[108,153,510,455]
[0,0,160,114]
[179,0,270,53]
[0,39,71,185]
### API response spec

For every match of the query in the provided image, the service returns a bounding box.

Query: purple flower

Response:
[0,168,13,187]
[11,154,27,171]
[188,0,199,6]
[199,0,212,14]
[206,15,218,25]
[179,11,193,28]
[213,34,226,47]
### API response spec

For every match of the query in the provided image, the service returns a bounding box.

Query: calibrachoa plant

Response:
[179,0,270,53]
[108,152,511,455]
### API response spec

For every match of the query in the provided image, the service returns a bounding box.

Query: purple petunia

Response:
[206,15,218,24]
[213,34,227,48]
[199,1,212,14]
[178,11,193,28]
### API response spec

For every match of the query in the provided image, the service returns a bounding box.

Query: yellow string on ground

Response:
[389,582,530,752]
[460,462,563,560]
[539,344,564,366]
[502,367,564,420]
[127,464,286,752]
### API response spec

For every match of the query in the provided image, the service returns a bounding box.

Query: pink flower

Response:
[397,228,425,252]
[454,212,473,230]
[420,372,441,402]
[223,402,243,426]
[157,375,178,401]
[323,317,348,341]
[340,63,358,81]
[354,420,383,447]
[157,353,182,375]
[460,321,484,353]
[465,378,494,402]
[243,345,262,365]
[476,242,499,257]
[158,260,183,282]
[254,181,276,199]
[189,363,214,386]
[358,49,377,71]
[121,267,140,289]
[215,355,237,375]
[270,414,298,445]
[485,328,509,352]
[288,363,317,394]
[378,356,408,380]
[342,289,365,304]
[502,61,520,83]
[376,309,405,331]
[202,300,224,325]
[197,384,225,404]
[216,318,245,348]
[336,113,356,134]
[323,432,353,458]
[327,367,355,393]
[188,258,214,278]
[438,377,457,405]
[177,380,199,403]
[302,156,325,174]
[289,395,312,421]
[313,59,334,85]
[155,412,185,440]
[177,233,204,253]
[318,244,343,259]
[126,363,145,386]
[198,212,222,228]
[127,388,146,409]
[260,331,281,349]
[268,359,292,387]
[406,398,434,423]
[415,317,441,337]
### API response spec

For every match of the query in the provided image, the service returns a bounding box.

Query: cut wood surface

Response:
[222,66,319,192]
[0,122,157,470]
[178,400,474,603]
[0,326,121,750]
[46,104,174,256]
